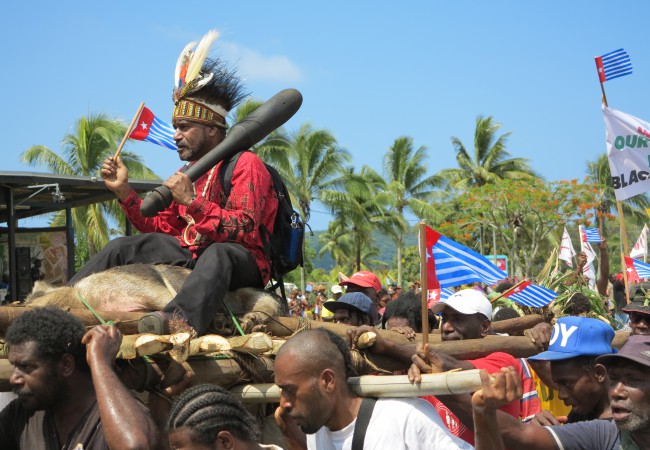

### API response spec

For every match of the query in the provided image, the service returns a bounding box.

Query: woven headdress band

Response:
[173,99,227,128]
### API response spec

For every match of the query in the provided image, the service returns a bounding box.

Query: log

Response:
[230,370,485,403]
[117,335,171,360]
[0,306,144,335]
[491,314,544,335]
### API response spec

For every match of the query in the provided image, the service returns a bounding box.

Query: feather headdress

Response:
[173,29,219,102]
[172,30,247,127]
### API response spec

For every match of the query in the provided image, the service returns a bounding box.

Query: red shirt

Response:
[422,352,528,446]
[120,151,278,284]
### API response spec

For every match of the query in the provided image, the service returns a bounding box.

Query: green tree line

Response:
[21,106,650,287]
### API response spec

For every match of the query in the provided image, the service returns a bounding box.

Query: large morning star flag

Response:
[129,106,177,150]
[422,226,507,290]
[625,256,650,283]
[595,48,633,83]
[604,107,650,201]
[631,224,649,259]
[502,281,557,308]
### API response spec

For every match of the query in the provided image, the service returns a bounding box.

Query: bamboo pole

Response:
[230,370,486,403]
[114,102,145,159]
[418,222,430,344]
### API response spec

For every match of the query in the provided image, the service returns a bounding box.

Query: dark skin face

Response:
[628,312,650,336]
[275,352,334,435]
[8,341,67,412]
[344,284,378,304]
[550,359,608,417]
[172,119,223,162]
[333,308,366,326]
[440,307,490,342]
[608,360,650,435]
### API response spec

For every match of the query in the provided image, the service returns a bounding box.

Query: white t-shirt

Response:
[306,397,473,450]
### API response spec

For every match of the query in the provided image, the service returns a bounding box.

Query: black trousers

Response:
[69,233,263,335]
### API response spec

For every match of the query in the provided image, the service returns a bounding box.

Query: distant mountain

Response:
[307,229,418,271]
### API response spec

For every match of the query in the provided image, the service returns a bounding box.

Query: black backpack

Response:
[218,150,305,291]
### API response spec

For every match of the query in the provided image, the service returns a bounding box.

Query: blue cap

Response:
[324,292,377,322]
[528,316,616,361]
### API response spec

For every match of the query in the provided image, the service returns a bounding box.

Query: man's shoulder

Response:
[470,351,522,372]
[545,419,619,449]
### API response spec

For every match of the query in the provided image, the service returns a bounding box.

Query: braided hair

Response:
[167,384,261,445]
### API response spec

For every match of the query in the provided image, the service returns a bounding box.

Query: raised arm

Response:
[83,325,159,450]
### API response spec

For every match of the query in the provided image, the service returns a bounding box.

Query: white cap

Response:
[331,285,343,294]
[431,289,492,320]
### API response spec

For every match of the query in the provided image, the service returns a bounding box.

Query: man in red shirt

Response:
[409,289,541,445]
[69,33,278,336]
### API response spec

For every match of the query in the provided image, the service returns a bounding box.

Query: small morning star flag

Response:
[502,281,557,308]
[595,48,633,83]
[581,227,603,243]
[129,106,177,150]
[625,256,650,282]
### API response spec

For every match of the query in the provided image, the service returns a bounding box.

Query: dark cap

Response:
[622,282,650,314]
[596,335,650,369]
[323,292,377,322]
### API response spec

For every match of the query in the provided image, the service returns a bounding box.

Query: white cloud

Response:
[219,42,303,83]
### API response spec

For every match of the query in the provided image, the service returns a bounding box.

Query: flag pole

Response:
[114,102,145,160]
[617,201,632,302]
[419,221,430,345]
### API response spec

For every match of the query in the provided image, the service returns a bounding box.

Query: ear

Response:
[480,319,491,338]
[58,353,76,378]
[216,430,236,449]
[594,363,608,383]
[320,368,337,393]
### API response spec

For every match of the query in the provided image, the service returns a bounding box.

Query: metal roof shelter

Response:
[0,171,160,301]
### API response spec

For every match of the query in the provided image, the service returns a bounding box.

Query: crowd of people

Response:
[3,29,650,450]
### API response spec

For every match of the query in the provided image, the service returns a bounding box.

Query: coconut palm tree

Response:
[253,123,351,289]
[21,113,158,262]
[383,136,444,285]
[322,166,403,272]
[438,116,538,190]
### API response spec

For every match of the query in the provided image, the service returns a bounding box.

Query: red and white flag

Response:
[630,224,649,260]
[579,225,597,288]
[558,227,576,267]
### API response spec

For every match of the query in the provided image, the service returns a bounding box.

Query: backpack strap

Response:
[218,150,248,208]
[351,397,377,450]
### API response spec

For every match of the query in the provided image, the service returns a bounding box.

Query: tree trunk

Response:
[397,232,403,287]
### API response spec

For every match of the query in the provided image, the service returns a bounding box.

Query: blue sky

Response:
[3,1,650,231]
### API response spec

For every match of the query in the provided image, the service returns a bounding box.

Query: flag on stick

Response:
[624,256,650,283]
[558,227,576,267]
[421,226,507,290]
[129,106,177,150]
[579,225,597,289]
[502,281,557,308]
[630,225,649,260]
[595,48,633,83]
[581,227,603,243]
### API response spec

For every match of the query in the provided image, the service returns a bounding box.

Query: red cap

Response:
[339,270,381,292]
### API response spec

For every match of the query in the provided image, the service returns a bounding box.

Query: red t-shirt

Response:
[422,352,526,446]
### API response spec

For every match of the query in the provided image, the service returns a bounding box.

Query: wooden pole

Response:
[114,102,145,159]
[0,306,143,335]
[418,222,430,343]
[617,201,632,302]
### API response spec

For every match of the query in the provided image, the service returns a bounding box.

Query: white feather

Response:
[185,29,220,86]
[174,41,197,90]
